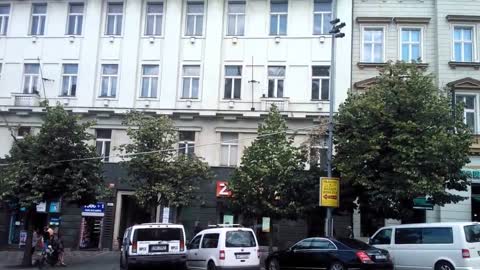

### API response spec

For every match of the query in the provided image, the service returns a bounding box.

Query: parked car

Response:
[369,222,480,270]
[120,223,187,270]
[265,237,393,270]
[186,224,260,270]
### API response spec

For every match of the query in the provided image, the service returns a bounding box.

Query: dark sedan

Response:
[265,237,393,270]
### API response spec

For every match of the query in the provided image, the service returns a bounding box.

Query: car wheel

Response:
[435,261,455,270]
[329,262,346,270]
[268,258,280,270]
[207,261,216,270]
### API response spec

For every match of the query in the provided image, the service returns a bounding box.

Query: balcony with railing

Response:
[11,93,41,107]
[260,97,290,111]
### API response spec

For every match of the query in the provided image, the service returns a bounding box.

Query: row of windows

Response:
[370,227,454,245]
[0,0,332,37]
[19,63,331,101]
[15,127,327,167]
[361,26,477,63]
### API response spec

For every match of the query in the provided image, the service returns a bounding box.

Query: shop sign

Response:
[36,202,47,213]
[462,169,480,180]
[223,215,234,225]
[49,217,61,226]
[216,181,232,198]
[49,201,61,213]
[319,177,340,208]
[262,217,270,233]
[19,230,27,246]
[82,203,105,217]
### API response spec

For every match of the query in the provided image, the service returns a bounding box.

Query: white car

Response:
[120,223,187,270]
[369,222,480,270]
[186,224,261,270]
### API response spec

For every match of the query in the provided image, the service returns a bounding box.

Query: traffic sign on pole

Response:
[319,177,340,208]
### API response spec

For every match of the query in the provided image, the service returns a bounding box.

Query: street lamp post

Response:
[325,0,346,237]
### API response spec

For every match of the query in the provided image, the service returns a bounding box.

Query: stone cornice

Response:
[446,15,480,22]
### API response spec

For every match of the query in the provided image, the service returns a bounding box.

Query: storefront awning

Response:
[413,197,434,210]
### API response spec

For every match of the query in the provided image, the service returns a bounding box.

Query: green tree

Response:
[334,62,472,220]
[118,112,211,222]
[0,104,104,266]
[229,105,308,245]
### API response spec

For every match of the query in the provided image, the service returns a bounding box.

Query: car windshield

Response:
[464,224,480,243]
[336,238,372,250]
[225,230,256,247]
[134,228,182,242]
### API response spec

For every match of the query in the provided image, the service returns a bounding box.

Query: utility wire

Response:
[0,124,321,167]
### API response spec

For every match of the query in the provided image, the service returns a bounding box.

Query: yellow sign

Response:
[320,177,340,208]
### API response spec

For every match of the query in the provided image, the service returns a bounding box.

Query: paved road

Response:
[0,252,120,270]
[0,252,185,270]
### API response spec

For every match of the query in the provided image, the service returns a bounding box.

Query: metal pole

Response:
[325,0,337,238]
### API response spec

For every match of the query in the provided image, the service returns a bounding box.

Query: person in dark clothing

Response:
[52,232,66,266]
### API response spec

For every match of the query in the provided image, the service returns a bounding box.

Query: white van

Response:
[186,224,260,270]
[369,222,480,270]
[120,223,187,270]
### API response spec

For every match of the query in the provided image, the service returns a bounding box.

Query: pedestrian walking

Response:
[346,226,354,239]
[52,231,66,267]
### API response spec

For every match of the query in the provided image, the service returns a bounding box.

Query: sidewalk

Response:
[0,250,113,269]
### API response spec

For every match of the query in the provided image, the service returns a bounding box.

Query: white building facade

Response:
[0,0,352,249]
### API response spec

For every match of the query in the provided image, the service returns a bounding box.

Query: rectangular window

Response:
[464,224,480,243]
[201,233,220,249]
[313,0,331,35]
[310,135,327,169]
[185,1,204,36]
[362,28,384,63]
[224,66,242,99]
[96,129,112,162]
[395,227,453,244]
[227,1,245,36]
[30,3,47,36]
[141,65,159,98]
[401,28,422,62]
[270,1,288,36]
[182,65,200,99]
[67,3,84,35]
[220,133,239,167]
[178,131,195,156]
[454,26,474,62]
[457,95,476,132]
[16,127,31,140]
[311,66,330,100]
[268,66,285,98]
[0,4,10,36]
[145,2,163,36]
[23,64,40,94]
[100,64,119,98]
[61,64,78,97]
[105,2,123,36]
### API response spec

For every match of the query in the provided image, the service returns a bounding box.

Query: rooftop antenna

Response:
[248,56,259,111]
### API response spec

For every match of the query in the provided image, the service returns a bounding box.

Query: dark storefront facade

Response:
[1,163,351,251]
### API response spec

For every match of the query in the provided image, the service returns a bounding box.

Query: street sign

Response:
[216,181,232,197]
[262,217,270,232]
[320,177,340,208]
[81,203,105,217]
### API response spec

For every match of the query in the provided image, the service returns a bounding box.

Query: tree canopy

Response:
[334,62,472,219]
[0,104,104,265]
[229,105,308,219]
[118,111,211,222]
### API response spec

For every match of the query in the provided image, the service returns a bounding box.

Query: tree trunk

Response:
[150,206,156,223]
[268,219,274,253]
[21,208,34,267]
[175,206,182,224]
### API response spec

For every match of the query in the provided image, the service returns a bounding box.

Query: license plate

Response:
[150,245,168,252]
[375,255,387,260]
[236,254,249,259]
